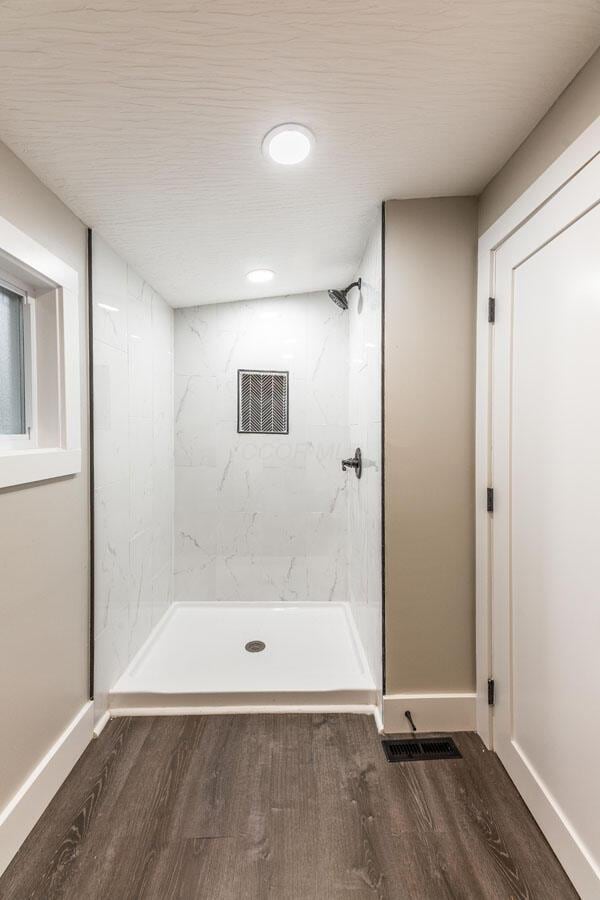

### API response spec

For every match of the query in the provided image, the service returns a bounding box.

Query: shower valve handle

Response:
[341,448,362,479]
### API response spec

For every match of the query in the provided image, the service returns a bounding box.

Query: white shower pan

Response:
[110,601,377,714]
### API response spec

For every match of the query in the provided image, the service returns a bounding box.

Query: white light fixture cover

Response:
[262,124,314,165]
[246,268,275,283]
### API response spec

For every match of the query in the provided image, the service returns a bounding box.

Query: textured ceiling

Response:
[0,2,599,307]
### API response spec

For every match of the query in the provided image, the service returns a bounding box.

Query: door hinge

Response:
[488,297,495,323]
[487,487,494,513]
[488,678,495,706]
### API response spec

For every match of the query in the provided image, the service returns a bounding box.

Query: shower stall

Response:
[92,213,383,722]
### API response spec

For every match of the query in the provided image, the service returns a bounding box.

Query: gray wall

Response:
[384,197,477,694]
[0,142,89,810]
[383,50,600,697]
[479,47,600,234]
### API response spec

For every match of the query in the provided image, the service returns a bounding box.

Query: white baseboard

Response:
[92,710,111,738]
[372,703,384,734]
[0,701,94,877]
[382,692,476,734]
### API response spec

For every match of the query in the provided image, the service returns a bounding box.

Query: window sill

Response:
[0,448,81,489]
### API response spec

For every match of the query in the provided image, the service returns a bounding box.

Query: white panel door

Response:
[491,153,600,899]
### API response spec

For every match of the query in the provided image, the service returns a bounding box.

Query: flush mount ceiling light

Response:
[246,268,275,284]
[262,124,314,165]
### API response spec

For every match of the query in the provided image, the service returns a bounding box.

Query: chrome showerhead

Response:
[327,278,361,310]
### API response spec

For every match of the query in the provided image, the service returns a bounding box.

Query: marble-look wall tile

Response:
[93,234,174,722]
[94,478,130,638]
[127,527,154,660]
[174,291,349,605]
[92,237,128,352]
[346,216,383,695]
[152,464,174,577]
[174,516,217,602]
[307,549,347,604]
[93,340,129,489]
[127,294,153,420]
[174,375,217,467]
[174,305,217,377]
[129,417,153,535]
[216,554,308,604]
[152,562,173,627]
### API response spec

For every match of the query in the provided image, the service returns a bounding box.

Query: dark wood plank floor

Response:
[0,715,577,900]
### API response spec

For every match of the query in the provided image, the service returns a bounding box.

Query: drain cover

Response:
[245,640,266,653]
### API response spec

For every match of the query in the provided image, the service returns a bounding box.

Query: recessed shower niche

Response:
[238,369,289,435]
[94,214,384,717]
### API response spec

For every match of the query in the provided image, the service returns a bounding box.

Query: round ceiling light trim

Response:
[262,123,314,165]
[246,268,275,284]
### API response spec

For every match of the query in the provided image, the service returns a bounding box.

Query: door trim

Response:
[475,115,600,748]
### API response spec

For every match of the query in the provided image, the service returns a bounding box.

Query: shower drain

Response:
[245,640,266,653]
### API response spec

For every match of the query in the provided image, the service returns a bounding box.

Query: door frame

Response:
[475,115,600,748]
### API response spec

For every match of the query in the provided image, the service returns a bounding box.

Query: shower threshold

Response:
[109,601,377,714]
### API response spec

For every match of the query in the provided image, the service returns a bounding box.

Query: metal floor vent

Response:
[382,736,462,763]
[238,369,289,435]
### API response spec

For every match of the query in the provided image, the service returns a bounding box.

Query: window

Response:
[0,269,38,458]
[0,213,81,489]
[0,283,26,435]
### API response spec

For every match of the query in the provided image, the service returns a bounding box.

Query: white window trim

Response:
[0,214,81,488]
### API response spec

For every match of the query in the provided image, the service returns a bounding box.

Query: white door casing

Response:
[476,118,600,752]
[491,152,600,899]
